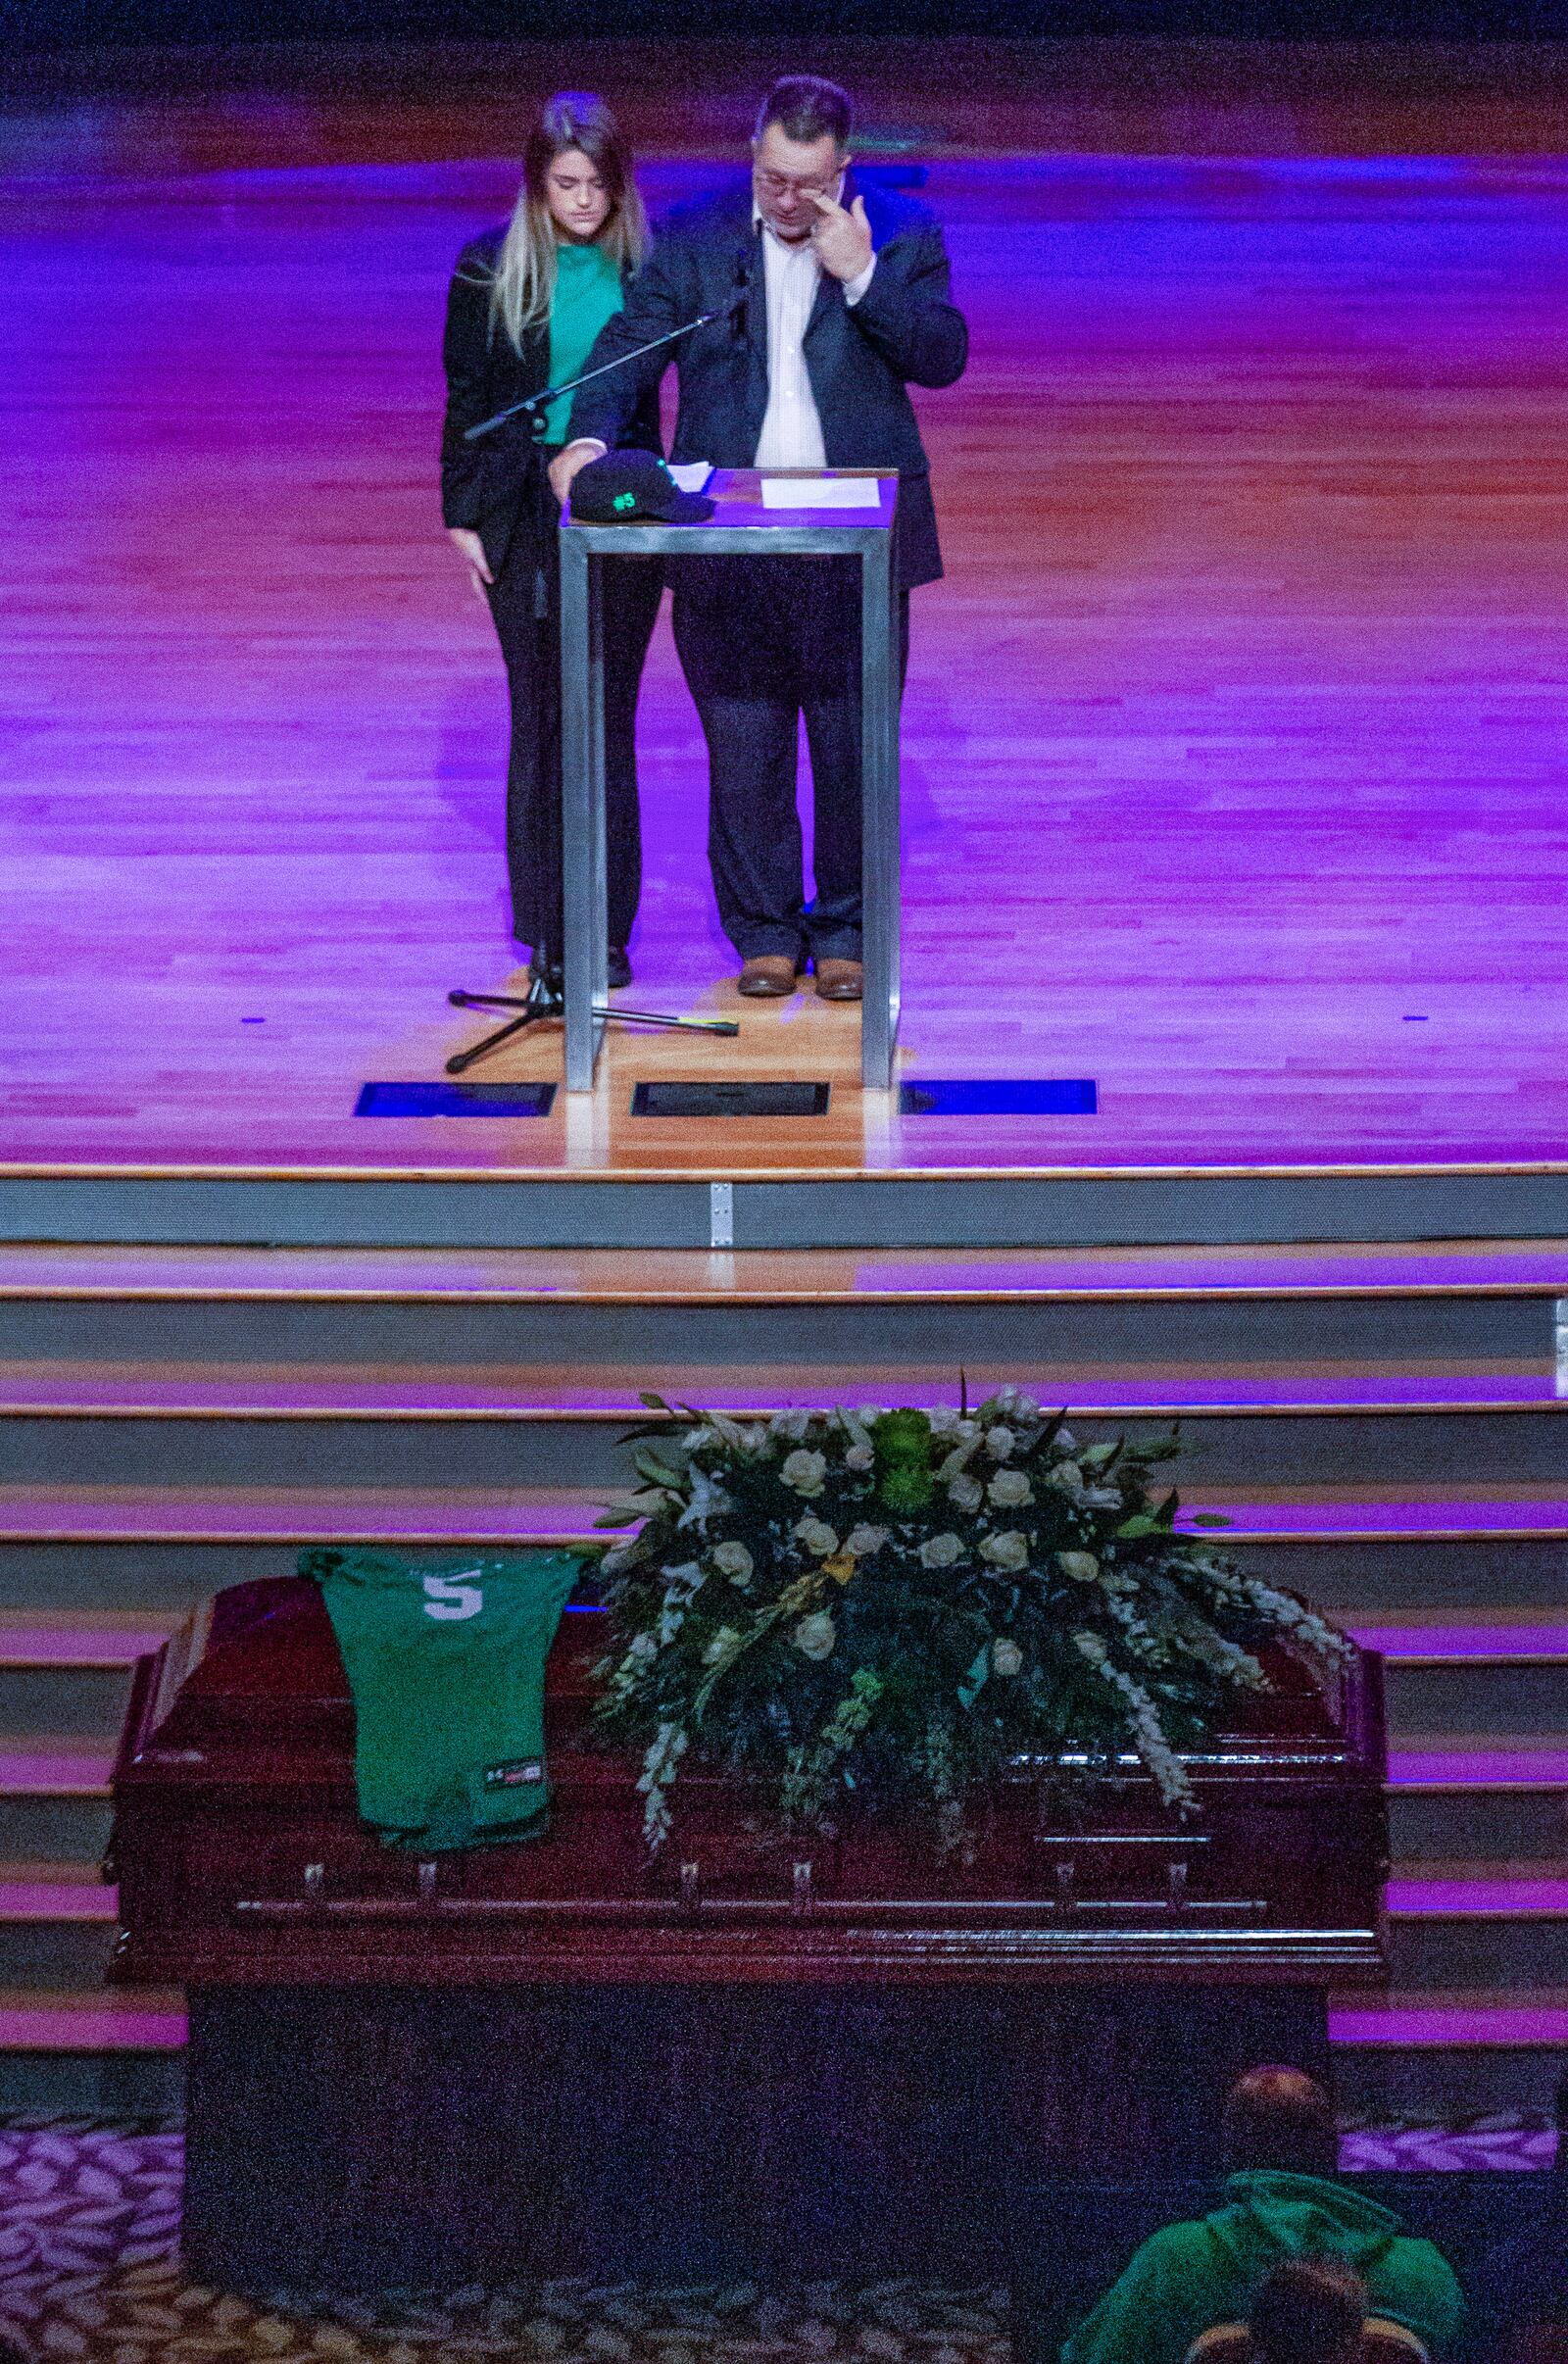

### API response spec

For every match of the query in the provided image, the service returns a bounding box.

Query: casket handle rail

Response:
[231,1852,1265,1928]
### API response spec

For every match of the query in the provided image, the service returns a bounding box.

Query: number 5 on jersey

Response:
[421,1571,485,1621]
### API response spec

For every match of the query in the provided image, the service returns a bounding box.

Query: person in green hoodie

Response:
[1058,2068,1464,2364]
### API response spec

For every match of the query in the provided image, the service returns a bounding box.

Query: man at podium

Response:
[550,74,967,1004]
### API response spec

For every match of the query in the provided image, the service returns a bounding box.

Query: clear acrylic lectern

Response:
[559,468,901,1092]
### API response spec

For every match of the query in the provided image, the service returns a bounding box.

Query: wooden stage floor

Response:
[6,85,1568,1182]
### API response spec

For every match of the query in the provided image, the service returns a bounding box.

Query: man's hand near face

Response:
[808,187,874,284]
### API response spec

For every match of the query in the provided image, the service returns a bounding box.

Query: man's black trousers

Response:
[671,554,910,966]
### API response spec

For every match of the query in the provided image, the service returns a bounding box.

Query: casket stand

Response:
[108,1578,1387,2292]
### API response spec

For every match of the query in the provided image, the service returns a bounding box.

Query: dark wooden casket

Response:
[110,1576,1388,2292]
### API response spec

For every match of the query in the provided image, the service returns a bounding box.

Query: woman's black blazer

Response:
[440,225,664,582]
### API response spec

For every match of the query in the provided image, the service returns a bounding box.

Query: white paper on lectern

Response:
[760,476,882,509]
[667,463,713,492]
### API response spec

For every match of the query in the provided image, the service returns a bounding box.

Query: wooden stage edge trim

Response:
[6,1159,1568,1186]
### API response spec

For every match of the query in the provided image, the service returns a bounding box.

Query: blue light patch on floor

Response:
[899,1079,1098,1116]
[355,1081,557,1117]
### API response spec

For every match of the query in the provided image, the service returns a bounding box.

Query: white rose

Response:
[1052,1461,1086,1498]
[710,1541,755,1586]
[854,1404,885,1423]
[985,1425,1017,1461]
[796,1517,840,1556]
[1057,1551,1100,1582]
[918,1532,963,1569]
[627,1631,659,1662]
[703,1625,743,1667]
[948,1473,983,1513]
[988,1469,1033,1509]
[991,1637,1024,1678]
[1084,1486,1124,1510]
[929,1405,960,1436]
[663,1561,704,1591]
[844,1442,875,1470]
[768,1408,812,1442]
[794,1611,837,1660]
[844,1524,889,1557]
[1074,1630,1106,1663]
[780,1449,828,1497]
[978,1530,1029,1572]
[1052,1427,1079,1458]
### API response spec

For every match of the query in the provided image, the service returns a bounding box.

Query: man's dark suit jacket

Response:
[565,177,968,591]
[441,227,663,581]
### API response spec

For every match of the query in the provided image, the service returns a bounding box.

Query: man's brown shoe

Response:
[814,959,862,1003]
[737,956,800,999]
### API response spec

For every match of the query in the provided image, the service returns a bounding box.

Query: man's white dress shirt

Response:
[753,200,875,469]
[565,194,875,469]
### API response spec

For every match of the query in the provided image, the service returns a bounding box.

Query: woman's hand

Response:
[447,526,493,604]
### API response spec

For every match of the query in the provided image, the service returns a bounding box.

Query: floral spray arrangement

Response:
[593,1390,1348,1854]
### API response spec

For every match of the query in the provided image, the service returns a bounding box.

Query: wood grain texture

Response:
[5,86,1568,1177]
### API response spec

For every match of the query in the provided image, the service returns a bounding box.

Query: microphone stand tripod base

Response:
[444,981,739,1077]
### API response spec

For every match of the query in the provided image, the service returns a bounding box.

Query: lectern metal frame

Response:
[559,468,901,1092]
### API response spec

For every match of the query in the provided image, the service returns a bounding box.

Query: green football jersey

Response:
[305,1548,584,1851]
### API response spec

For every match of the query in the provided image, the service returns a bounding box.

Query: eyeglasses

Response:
[753,167,843,201]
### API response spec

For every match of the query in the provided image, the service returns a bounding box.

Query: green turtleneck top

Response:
[544,240,625,444]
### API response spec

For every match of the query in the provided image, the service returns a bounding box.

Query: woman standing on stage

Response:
[441,92,662,988]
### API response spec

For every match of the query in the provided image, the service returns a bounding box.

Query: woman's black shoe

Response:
[528,949,633,993]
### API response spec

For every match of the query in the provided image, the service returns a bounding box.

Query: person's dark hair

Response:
[1250,2257,1367,2364]
[755,75,854,151]
[1222,2066,1340,2177]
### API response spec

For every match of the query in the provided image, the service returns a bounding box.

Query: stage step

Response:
[0,1865,118,1990]
[4,1361,1568,1493]
[0,1239,1560,1370]
[0,1984,184,2113]
[0,1741,115,1863]
[10,1478,1568,1547]
[6,1164,1568,1255]
[1330,1992,1568,2117]
[7,1533,1568,1616]
[4,1239,1565,1300]
[1385,1870,1568,1990]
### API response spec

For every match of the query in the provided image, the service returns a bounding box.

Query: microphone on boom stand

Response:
[463,258,757,446]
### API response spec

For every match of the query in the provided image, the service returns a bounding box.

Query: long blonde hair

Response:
[488,91,647,351]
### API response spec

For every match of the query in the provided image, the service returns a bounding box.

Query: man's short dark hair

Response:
[1250,2257,1367,2364]
[1222,2066,1340,2177]
[755,75,853,151]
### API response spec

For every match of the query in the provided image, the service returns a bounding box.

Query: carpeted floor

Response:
[0,2120,1557,2364]
[0,2122,1012,2364]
